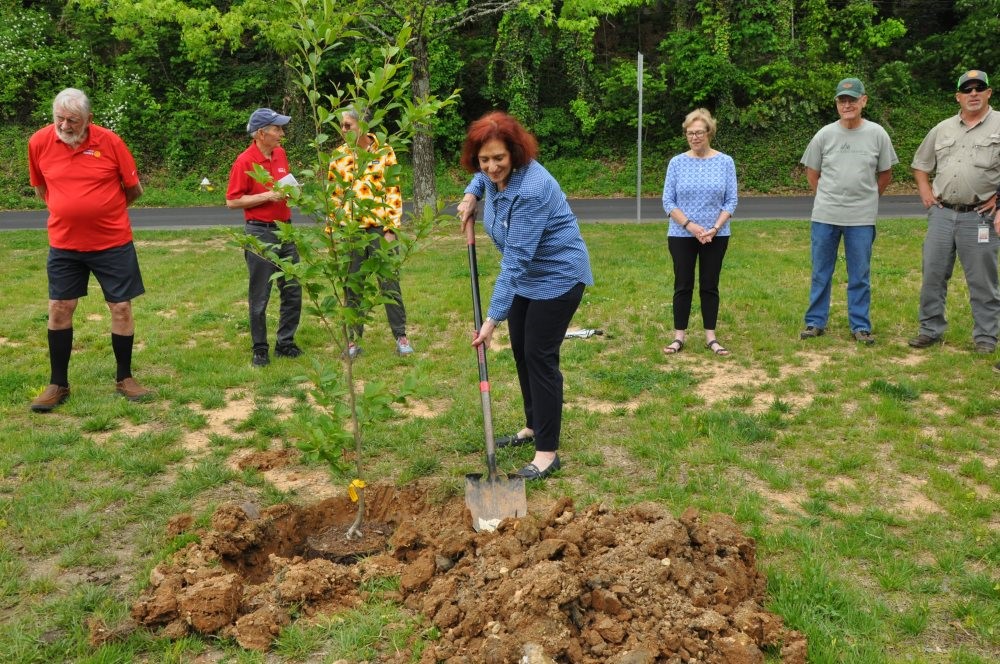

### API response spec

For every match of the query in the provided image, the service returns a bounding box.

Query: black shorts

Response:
[47,242,146,303]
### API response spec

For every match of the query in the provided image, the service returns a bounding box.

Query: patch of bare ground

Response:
[888,353,925,367]
[894,475,945,516]
[182,390,257,456]
[229,447,341,501]
[394,397,449,419]
[179,391,341,500]
[595,444,656,482]
[679,352,825,414]
[738,474,807,521]
[127,485,807,662]
[0,337,23,347]
[919,392,955,418]
[567,396,641,414]
[92,422,153,446]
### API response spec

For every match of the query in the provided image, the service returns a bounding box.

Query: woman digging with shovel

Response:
[457,111,593,480]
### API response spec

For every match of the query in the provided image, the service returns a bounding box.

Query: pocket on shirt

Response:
[973,133,1000,169]
[933,136,956,161]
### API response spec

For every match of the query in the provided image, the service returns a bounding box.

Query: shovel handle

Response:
[467,222,499,481]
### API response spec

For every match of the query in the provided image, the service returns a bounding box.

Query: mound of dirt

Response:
[129,484,806,662]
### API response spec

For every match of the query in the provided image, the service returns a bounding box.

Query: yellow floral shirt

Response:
[328,134,402,230]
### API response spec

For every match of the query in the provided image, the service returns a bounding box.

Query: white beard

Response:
[56,127,86,147]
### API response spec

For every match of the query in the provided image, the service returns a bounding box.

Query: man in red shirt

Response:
[226,108,302,367]
[27,88,152,412]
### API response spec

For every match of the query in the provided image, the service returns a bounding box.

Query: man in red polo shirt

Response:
[27,87,152,412]
[226,108,302,367]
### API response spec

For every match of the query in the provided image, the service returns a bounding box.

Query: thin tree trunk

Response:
[410,37,437,215]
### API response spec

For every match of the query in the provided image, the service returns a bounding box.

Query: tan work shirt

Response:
[911,106,1000,204]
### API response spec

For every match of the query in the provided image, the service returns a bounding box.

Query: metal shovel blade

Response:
[465,472,528,532]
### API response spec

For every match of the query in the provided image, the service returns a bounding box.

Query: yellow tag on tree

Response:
[348,479,366,502]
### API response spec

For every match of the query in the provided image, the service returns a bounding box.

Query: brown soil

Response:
[129,484,806,662]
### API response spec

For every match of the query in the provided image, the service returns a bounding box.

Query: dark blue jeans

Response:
[245,224,302,351]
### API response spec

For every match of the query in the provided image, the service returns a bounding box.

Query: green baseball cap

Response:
[835,78,865,99]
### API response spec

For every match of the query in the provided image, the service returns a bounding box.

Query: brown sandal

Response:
[706,340,730,356]
[663,339,684,354]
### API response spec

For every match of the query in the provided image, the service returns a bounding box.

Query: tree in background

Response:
[359,0,521,213]
[1,0,996,203]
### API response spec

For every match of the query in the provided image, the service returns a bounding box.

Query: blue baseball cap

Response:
[247,108,291,134]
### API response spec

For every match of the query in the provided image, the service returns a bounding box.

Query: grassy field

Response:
[0,219,997,663]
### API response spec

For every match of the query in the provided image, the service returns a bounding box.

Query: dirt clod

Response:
[131,484,806,660]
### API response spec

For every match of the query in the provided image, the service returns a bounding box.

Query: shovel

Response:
[463,221,527,532]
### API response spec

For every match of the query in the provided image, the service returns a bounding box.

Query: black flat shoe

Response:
[515,455,561,480]
[496,433,533,448]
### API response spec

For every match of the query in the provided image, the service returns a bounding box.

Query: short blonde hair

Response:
[682,108,717,141]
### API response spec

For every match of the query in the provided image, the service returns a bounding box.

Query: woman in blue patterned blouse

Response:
[457,111,594,481]
[661,108,739,356]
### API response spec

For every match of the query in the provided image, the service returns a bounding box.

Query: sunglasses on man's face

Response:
[960,84,987,94]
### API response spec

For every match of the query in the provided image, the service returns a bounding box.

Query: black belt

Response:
[246,220,284,227]
[939,201,980,213]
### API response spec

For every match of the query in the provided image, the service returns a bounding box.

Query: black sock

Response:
[111,333,134,382]
[48,328,73,387]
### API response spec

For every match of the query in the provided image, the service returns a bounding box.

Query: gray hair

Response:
[341,104,372,123]
[53,88,91,118]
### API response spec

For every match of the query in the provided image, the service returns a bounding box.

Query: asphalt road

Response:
[0,195,925,231]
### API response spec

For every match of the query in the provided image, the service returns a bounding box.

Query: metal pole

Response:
[637,52,643,223]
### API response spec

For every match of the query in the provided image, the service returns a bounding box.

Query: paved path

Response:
[0,195,925,231]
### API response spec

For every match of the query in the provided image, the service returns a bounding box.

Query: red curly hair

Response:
[460,111,539,173]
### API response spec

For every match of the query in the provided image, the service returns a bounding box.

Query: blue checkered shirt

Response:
[465,161,594,321]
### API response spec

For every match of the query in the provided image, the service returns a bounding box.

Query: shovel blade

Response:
[465,473,528,532]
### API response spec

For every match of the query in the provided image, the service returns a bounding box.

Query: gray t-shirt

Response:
[801,119,899,226]
[911,107,1000,205]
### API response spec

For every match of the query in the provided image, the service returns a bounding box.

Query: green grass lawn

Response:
[0,220,997,663]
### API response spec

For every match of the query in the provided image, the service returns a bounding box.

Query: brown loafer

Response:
[116,377,153,402]
[30,384,70,412]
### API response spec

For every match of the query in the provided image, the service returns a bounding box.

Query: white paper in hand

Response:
[277,173,300,188]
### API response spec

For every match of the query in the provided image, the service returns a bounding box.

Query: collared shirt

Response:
[226,142,292,222]
[28,124,140,251]
[912,106,1000,204]
[328,135,402,230]
[465,160,594,321]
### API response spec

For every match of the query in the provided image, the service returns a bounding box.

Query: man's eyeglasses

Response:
[685,130,707,138]
[960,84,987,94]
[836,96,860,106]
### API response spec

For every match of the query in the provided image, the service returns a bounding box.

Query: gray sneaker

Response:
[395,336,414,356]
[800,326,825,339]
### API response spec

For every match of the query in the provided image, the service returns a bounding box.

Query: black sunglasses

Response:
[961,84,987,93]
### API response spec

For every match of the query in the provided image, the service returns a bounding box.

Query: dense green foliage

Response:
[2,0,996,207]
